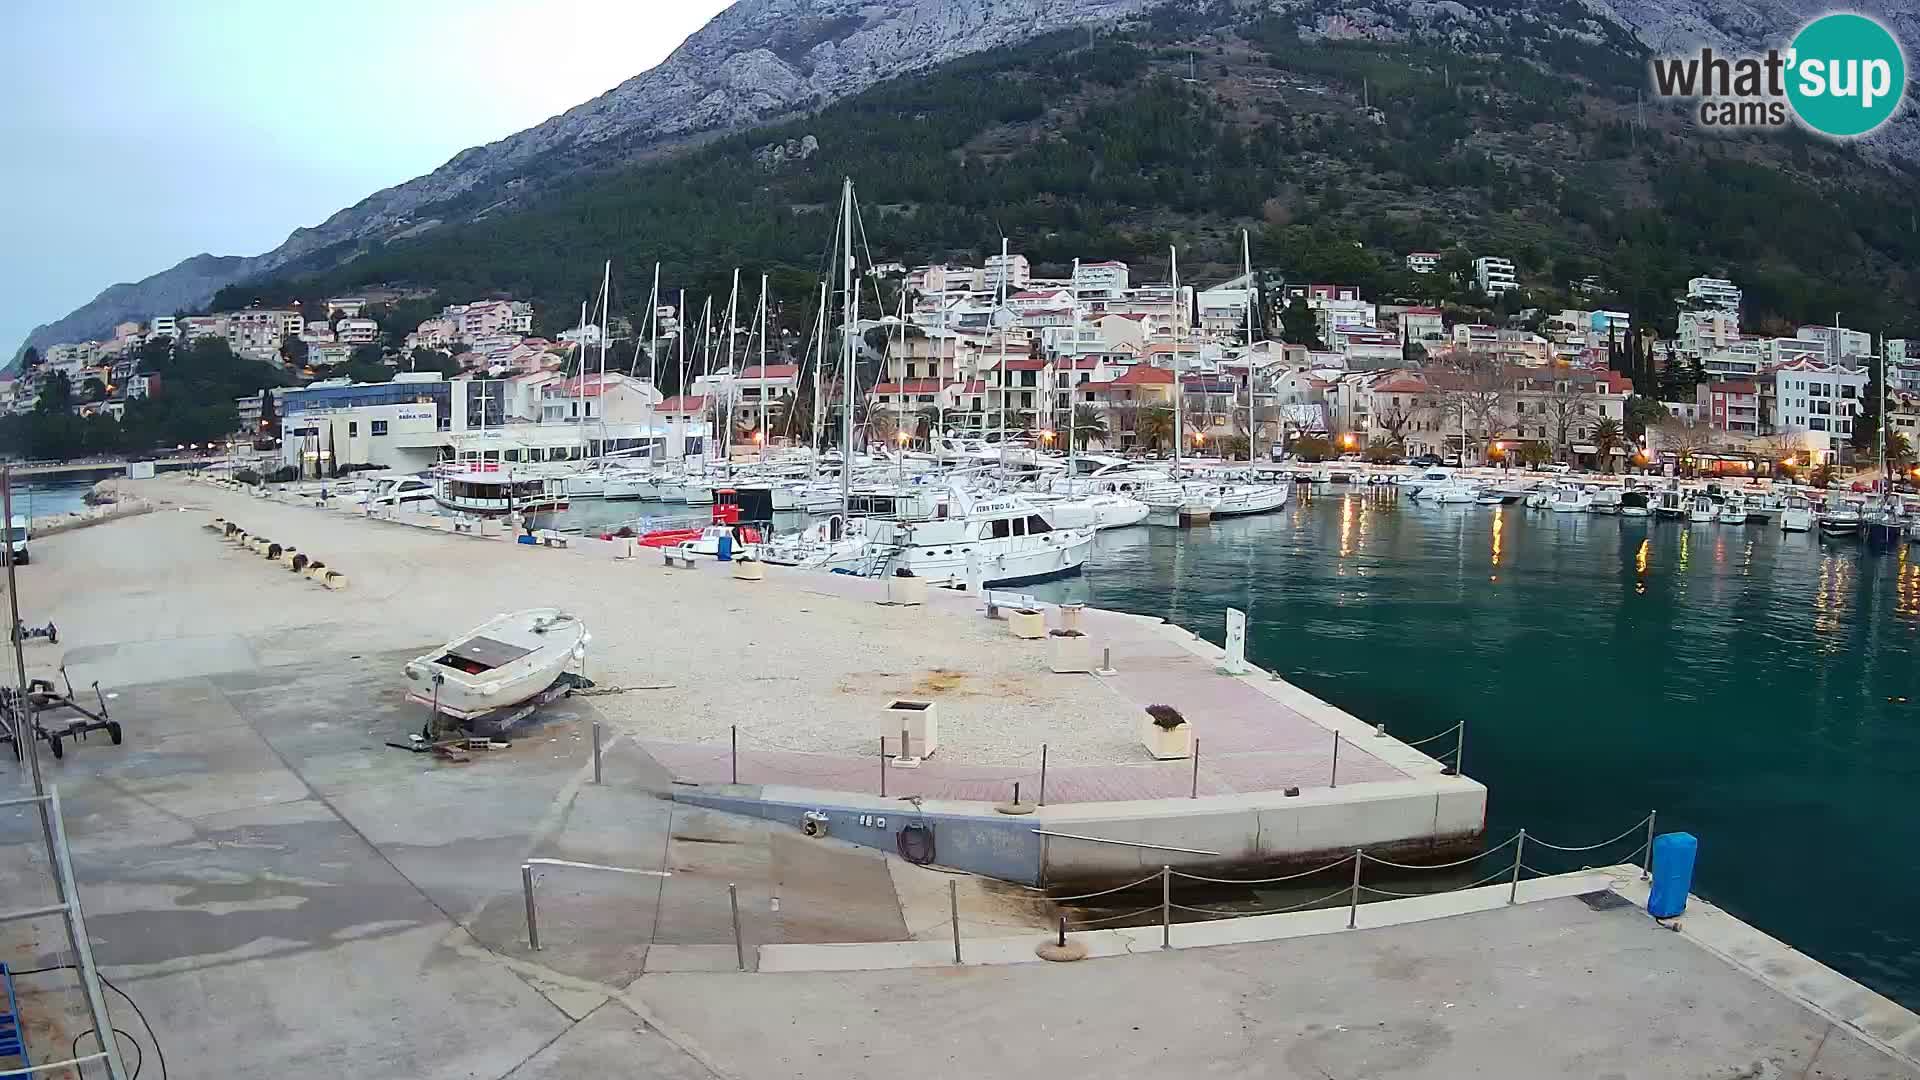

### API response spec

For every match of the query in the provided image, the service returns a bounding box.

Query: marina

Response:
[0,475,1916,1078]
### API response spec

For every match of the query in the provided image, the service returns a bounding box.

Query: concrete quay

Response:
[135,476,1487,885]
[0,478,1915,1077]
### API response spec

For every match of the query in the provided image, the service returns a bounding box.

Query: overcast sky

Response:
[0,0,734,354]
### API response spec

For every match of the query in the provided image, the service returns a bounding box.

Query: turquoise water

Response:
[1030,488,1920,1009]
[8,481,94,519]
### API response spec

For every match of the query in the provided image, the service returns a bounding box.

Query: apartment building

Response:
[1699,381,1761,436]
[1472,256,1518,295]
[1072,261,1129,299]
[1685,276,1743,313]
[1404,252,1441,274]
[1772,359,1867,455]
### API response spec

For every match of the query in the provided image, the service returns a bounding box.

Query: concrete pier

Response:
[0,476,1913,1078]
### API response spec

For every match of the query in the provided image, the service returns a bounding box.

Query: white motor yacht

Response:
[1037,492,1151,530]
[1619,490,1652,518]
[1548,486,1591,514]
[1779,493,1815,532]
[1715,492,1749,525]
[1818,494,1864,538]
[354,474,436,510]
[1655,489,1687,520]
[1587,489,1622,515]
[1688,494,1717,524]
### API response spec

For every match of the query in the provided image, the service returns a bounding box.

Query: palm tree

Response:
[1070,404,1108,450]
[915,404,944,442]
[1137,404,1176,452]
[1590,417,1623,474]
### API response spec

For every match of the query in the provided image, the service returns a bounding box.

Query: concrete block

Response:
[879,699,938,758]
[1007,608,1045,639]
[731,560,766,581]
[885,575,926,605]
[320,570,349,590]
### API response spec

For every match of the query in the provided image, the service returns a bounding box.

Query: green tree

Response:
[35,371,73,414]
[1854,361,1882,455]
[256,390,279,438]
[1624,395,1667,440]
[1137,404,1175,451]
[1070,403,1108,449]
[80,377,107,403]
[1590,417,1624,473]
[1279,297,1322,348]
[20,347,39,370]
[280,336,309,368]
[1519,441,1552,468]
[408,347,462,377]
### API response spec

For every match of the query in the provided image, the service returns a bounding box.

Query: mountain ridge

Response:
[17,0,1920,360]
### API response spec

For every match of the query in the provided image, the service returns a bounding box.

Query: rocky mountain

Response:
[14,0,1162,361]
[18,0,1919,360]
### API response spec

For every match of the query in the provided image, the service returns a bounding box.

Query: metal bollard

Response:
[522,864,541,951]
[1012,781,1021,806]
[729,882,745,971]
[591,719,602,784]
[950,880,962,965]
[1509,829,1526,905]
[1038,744,1048,806]
[1347,849,1362,929]
[1190,738,1201,799]
[1160,864,1172,950]
[1456,721,1468,777]
[879,737,887,798]
[731,724,738,785]
[1330,731,1341,788]
[1642,811,1658,880]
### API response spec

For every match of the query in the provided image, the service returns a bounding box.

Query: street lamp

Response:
[896,430,910,482]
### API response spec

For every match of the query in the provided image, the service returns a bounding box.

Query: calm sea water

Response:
[1027,487,1920,1009]
[9,481,95,519]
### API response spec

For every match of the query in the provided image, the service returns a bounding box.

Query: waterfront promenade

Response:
[0,478,1913,1076]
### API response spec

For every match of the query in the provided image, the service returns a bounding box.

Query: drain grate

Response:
[1578,890,1633,911]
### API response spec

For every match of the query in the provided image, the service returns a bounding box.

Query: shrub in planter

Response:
[1146,704,1186,730]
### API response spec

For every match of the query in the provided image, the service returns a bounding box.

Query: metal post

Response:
[728,882,746,971]
[1347,849,1362,928]
[1190,738,1201,799]
[879,737,887,798]
[522,864,540,950]
[47,788,127,1080]
[1456,720,1467,777]
[1642,811,1657,880]
[1330,731,1341,788]
[2,471,57,888]
[901,724,910,760]
[949,880,962,965]
[1508,829,1526,905]
[1038,743,1048,806]
[591,719,602,784]
[1160,864,1172,950]
[1012,781,1021,806]
[731,724,738,785]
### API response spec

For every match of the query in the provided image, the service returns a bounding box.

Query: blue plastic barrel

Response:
[1647,832,1696,918]
[717,533,733,562]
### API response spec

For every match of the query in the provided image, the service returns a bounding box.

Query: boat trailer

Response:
[410,671,595,740]
[11,620,55,645]
[1,672,121,761]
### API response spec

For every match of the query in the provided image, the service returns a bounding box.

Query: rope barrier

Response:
[1527,816,1654,853]
[1046,871,1166,904]
[1169,852,1355,886]
[1359,832,1520,871]
[1397,723,1463,749]
[1069,904,1164,927]
[1169,886,1354,918]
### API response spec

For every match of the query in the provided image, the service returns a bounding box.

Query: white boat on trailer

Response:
[404,609,589,723]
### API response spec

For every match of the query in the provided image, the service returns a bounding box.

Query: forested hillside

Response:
[223,3,1920,347]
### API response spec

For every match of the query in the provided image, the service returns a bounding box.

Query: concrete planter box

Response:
[731,559,766,581]
[1048,630,1096,673]
[885,574,927,606]
[1138,707,1192,760]
[1008,609,1046,640]
[881,699,939,758]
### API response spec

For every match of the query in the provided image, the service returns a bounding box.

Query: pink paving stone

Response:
[636,574,1424,805]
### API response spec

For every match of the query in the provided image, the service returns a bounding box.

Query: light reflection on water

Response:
[1027,490,1920,1009]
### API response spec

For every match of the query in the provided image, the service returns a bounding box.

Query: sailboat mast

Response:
[997,235,1009,480]
[597,260,610,466]
[839,178,856,517]
[1068,257,1079,485]
[758,273,769,463]
[723,269,739,463]
[638,261,659,382]
[1171,245,1183,473]
[677,288,688,461]
[813,280,827,476]
[576,299,589,462]
[1242,229,1255,462]
[937,269,947,460]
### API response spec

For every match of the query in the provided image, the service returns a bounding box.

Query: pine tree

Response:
[1854,357,1882,455]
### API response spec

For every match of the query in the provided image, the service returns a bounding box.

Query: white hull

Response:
[404,608,586,721]
[1209,485,1290,517]
[1780,510,1814,532]
[1043,494,1151,531]
[890,530,1094,586]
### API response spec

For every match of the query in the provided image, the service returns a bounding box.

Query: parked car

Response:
[1542,462,1572,475]
[1410,453,1444,466]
